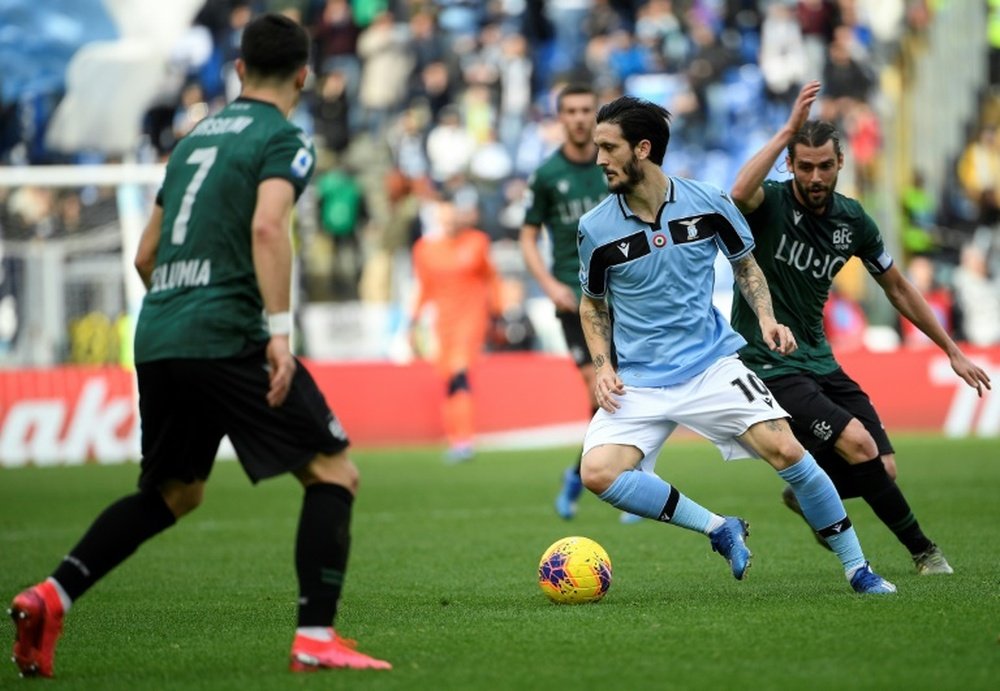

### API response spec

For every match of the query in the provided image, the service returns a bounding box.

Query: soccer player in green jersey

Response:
[519,85,637,523]
[730,81,992,575]
[9,14,390,676]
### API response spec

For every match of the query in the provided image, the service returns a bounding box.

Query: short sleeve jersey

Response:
[523,149,607,297]
[134,98,316,363]
[412,228,497,336]
[731,180,892,378]
[578,177,754,387]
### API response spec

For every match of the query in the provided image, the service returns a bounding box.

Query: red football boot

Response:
[289,629,391,671]
[9,581,66,678]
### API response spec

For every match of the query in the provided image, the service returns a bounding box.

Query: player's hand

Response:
[761,319,797,355]
[787,81,821,134]
[949,350,992,397]
[548,282,578,313]
[593,365,625,413]
[265,335,296,408]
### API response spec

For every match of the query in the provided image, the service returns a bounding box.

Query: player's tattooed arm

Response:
[580,295,613,370]
[734,254,776,322]
[734,254,798,355]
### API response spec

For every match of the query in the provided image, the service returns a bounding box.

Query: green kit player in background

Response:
[9,13,390,677]
[729,81,991,575]
[519,84,638,524]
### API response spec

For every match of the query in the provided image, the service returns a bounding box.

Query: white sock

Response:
[46,577,72,614]
[704,514,726,534]
[296,626,334,641]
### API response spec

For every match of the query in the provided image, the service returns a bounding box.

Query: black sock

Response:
[815,450,862,499]
[296,483,353,628]
[852,458,933,554]
[51,491,177,601]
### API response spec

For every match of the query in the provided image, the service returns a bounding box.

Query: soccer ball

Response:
[537,536,613,604]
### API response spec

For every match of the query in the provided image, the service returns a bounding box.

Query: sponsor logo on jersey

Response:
[557,179,570,194]
[618,241,630,257]
[556,196,602,225]
[775,234,847,281]
[793,210,803,226]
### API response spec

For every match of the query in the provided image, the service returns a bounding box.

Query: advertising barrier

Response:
[1,348,998,467]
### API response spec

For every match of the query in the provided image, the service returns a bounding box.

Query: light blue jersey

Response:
[579,176,754,387]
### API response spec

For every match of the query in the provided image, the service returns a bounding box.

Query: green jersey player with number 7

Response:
[9,13,390,677]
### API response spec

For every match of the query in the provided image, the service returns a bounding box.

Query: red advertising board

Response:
[1,348,997,466]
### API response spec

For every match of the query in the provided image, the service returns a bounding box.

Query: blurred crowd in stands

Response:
[2,0,999,360]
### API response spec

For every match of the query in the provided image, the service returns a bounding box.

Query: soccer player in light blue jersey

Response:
[576,95,895,594]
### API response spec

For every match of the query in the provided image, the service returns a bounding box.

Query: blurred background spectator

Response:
[1,0,999,366]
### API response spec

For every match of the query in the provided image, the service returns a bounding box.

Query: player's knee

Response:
[579,461,612,494]
[881,453,898,480]
[159,480,204,518]
[299,451,359,494]
[447,371,469,396]
[580,448,629,494]
[765,434,807,470]
[838,420,878,463]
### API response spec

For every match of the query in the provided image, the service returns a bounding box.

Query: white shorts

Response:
[582,355,789,468]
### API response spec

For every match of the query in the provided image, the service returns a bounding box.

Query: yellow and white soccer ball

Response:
[537,536,613,604]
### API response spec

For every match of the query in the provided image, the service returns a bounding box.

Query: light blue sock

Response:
[599,470,718,533]
[778,453,865,573]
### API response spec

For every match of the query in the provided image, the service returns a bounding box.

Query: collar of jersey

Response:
[615,177,675,229]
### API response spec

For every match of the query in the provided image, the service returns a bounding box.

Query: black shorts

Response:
[136,343,349,490]
[556,307,618,369]
[556,309,590,368]
[763,368,894,457]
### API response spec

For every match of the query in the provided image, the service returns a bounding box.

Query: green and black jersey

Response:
[134,97,315,363]
[731,180,893,378]
[523,149,607,297]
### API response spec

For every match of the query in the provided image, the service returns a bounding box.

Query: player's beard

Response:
[607,154,644,194]
[794,172,837,211]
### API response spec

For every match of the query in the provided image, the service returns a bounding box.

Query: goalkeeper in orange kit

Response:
[409,197,501,462]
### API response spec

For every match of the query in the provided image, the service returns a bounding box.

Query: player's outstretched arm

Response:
[733,254,797,355]
[579,294,624,412]
[875,265,992,396]
[730,80,821,214]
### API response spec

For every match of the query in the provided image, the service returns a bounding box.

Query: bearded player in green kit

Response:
[729,81,991,575]
[519,84,638,523]
[9,14,390,676]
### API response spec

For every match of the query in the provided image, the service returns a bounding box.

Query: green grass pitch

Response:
[2,436,998,690]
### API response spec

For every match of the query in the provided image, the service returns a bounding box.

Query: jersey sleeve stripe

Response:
[583,231,651,296]
[712,214,750,256]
